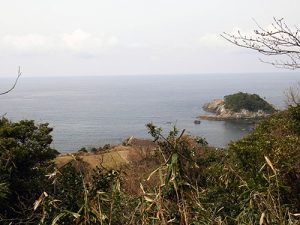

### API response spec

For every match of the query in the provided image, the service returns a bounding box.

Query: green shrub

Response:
[78,147,88,153]
[199,105,300,224]
[0,118,58,224]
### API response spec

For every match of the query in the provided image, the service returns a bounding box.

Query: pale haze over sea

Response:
[0,73,299,152]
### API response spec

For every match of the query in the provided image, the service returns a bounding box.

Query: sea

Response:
[0,73,299,152]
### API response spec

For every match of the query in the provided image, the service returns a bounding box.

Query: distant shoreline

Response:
[198,115,258,122]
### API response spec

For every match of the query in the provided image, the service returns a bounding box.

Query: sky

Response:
[0,0,299,77]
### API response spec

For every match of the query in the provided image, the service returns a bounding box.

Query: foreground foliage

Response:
[1,105,300,224]
[0,118,58,224]
[201,105,300,224]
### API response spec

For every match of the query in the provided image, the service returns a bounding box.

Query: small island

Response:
[199,92,276,121]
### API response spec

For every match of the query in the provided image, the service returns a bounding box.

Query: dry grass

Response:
[55,138,157,170]
[56,146,130,169]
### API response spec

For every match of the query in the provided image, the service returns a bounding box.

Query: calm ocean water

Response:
[0,73,299,152]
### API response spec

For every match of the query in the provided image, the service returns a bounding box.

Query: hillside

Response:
[55,138,156,170]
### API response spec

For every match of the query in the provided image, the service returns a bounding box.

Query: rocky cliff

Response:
[199,99,272,121]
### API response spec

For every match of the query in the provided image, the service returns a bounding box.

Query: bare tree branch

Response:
[0,66,22,95]
[221,18,300,69]
[284,82,300,107]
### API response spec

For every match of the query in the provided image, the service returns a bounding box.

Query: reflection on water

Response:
[224,120,255,132]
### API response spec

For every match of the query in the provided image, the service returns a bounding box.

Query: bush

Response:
[199,105,300,224]
[0,118,58,224]
[90,147,98,153]
[78,147,88,153]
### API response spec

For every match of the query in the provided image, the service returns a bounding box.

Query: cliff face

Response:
[200,99,271,121]
[202,99,225,113]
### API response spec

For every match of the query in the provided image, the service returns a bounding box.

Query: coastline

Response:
[199,96,275,122]
[198,115,259,122]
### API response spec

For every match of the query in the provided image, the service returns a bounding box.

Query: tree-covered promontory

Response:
[224,92,276,113]
[200,92,276,121]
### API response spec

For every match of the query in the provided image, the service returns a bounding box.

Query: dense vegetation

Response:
[0,119,59,223]
[1,104,300,224]
[224,92,276,113]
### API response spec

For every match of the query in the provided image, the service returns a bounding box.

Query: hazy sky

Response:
[0,0,299,77]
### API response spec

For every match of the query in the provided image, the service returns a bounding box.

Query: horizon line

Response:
[0,71,299,79]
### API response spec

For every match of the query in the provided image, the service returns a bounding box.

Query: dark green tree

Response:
[0,118,59,224]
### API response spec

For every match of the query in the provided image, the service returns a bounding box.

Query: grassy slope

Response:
[55,138,156,169]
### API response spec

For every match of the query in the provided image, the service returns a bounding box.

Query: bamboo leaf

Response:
[144,196,154,202]
[259,212,265,225]
[147,166,161,181]
[264,156,276,174]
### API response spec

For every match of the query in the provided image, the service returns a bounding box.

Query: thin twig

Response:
[0,66,22,95]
